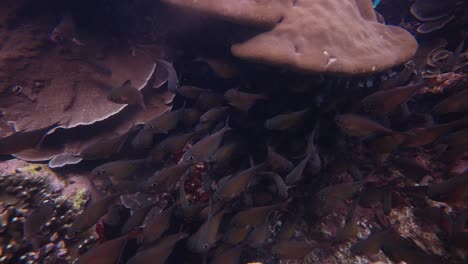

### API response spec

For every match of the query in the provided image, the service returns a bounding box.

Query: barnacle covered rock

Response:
[162,0,417,75]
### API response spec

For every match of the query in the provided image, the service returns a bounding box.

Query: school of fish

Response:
[0,9,467,264]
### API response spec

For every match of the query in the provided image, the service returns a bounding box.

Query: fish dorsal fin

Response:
[249,155,254,168]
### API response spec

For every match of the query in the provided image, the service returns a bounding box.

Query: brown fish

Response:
[147,163,193,193]
[441,145,466,164]
[265,109,309,131]
[80,130,131,160]
[194,202,222,222]
[285,129,320,185]
[210,245,243,264]
[450,231,468,251]
[121,204,154,234]
[128,233,188,264]
[223,225,252,245]
[181,122,231,164]
[0,123,58,154]
[285,156,310,186]
[313,182,363,218]
[195,57,239,79]
[194,120,216,135]
[335,114,395,137]
[200,107,229,123]
[414,206,453,233]
[451,155,468,175]
[155,59,179,92]
[361,82,424,117]
[213,162,268,201]
[380,62,415,90]
[208,142,239,166]
[350,229,390,255]
[266,146,294,173]
[446,129,468,147]
[178,203,208,223]
[381,232,442,264]
[196,92,224,111]
[443,39,465,72]
[151,58,169,89]
[108,80,146,109]
[77,229,141,264]
[187,208,225,253]
[131,128,155,150]
[224,89,268,112]
[382,190,393,215]
[392,156,430,181]
[335,205,358,242]
[272,240,320,259]
[306,126,322,176]
[159,132,195,154]
[231,199,290,227]
[359,184,384,208]
[50,14,84,46]
[91,159,145,183]
[433,89,468,114]
[315,182,363,202]
[248,223,270,248]
[144,110,181,134]
[366,133,407,160]
[260,172,289,198]
[176,85,211,99]
[402,117,468,147]
[427,174,468,204]
[179,108,202,127]
[278,220,297,240]
[67,193,120,238]
[140,204,177,245]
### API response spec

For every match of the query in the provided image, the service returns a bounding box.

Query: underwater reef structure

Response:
[162,0,418,75]
[0,0,467,263]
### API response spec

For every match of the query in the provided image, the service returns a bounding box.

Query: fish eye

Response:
[187,155,196,161]
[10,85,23,95]
[318,194,325,201]
[202,243,209,249]
[109,96,115,101]
[148,125,154,129]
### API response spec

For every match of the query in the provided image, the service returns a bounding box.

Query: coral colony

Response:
[0,0,466,263]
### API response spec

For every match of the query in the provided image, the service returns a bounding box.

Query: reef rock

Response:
[162,0,418,75]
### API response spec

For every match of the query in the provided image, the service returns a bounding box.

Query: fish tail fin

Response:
[223,115,232,131]
[72,37,86,46]
[35,123,60,149]
[137,92,147,110]
[139,100,147,110]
